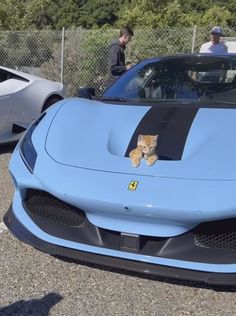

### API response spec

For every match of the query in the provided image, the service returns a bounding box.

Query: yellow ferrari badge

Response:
[128,181,138,191]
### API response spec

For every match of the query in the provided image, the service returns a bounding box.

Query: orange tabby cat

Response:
[129,135,159,167]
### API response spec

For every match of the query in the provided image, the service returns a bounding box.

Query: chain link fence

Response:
[0,26,236,97]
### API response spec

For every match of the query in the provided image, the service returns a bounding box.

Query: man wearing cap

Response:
[200,26,228,54]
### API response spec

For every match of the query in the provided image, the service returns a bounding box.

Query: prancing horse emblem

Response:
[128,181,138,191]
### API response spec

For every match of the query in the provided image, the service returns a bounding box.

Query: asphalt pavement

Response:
[0,146,236,316]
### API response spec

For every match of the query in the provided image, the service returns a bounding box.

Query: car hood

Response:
[45,98,236,180]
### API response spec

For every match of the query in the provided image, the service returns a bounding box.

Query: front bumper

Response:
[4,204,236,286]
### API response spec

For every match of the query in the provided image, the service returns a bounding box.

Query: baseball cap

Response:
[211,26,224,36]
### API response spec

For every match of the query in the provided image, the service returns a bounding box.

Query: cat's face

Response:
[137,135,158,154]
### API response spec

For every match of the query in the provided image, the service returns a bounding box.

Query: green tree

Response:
[117,0,192,28]
[0,0,85,30]
[0,0,57,30]
[78,0,124,28]
[160,0,192,27]
[50,0,85,29]
[117,0,233,28]
[22,0,55,29]
[179,0,235,26]
[0,0,26,30]
[0,0,235,30]
[201,5,232,27]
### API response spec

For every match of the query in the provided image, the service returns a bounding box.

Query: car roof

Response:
[138,53,236,66]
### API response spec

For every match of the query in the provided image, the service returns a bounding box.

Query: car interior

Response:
[123,59,236,103]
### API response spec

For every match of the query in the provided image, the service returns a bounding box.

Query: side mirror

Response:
[78,87,96,99]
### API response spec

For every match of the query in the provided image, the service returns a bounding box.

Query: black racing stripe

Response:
[125,106,199,160]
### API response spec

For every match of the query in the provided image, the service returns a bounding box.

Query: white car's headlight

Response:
[19,113,46,173]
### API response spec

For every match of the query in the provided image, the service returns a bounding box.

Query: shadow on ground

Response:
[0,293,63,316]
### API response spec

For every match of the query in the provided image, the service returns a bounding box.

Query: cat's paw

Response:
[131,159,141,167]
[132,161,140,168]
[147,155,158,166]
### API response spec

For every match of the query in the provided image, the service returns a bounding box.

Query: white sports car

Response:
[0,66,65,145]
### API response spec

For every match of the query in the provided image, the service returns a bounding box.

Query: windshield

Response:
[102,55,236,105]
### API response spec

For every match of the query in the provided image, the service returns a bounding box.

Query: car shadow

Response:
[0,143,16,155]
[54,255,236,293]
[0,293,63,316]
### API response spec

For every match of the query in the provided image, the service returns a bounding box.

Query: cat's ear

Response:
[138,135,144,143]
[154,135,159,141]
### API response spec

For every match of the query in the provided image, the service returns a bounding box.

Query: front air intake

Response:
[194,219,236,250]
[24,189,85,227]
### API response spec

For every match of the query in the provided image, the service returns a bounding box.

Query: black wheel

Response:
[42,96,62,112]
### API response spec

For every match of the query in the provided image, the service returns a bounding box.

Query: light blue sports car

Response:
[4,54,236,285]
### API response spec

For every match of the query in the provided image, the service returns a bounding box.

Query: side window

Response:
[0,70,9,83]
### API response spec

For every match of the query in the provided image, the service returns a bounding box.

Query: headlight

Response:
[19,113,46,173]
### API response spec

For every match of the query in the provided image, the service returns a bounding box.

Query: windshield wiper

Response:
[100,97,128,102]
[139,98,195,103]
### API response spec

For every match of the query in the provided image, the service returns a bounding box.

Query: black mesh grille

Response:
[194,233,236,249]
[24,190,85,227]
[194,219,236,250]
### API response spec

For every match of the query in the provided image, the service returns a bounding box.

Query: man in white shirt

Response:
[200,26,228,54]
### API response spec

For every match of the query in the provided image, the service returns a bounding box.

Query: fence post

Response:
[60,27,65,83]
[191,25,197,53]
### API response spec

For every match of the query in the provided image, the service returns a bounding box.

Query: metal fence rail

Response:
[0,26,236,97]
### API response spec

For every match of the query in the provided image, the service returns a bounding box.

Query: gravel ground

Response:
[0,148,236,316]
[0,145,15,221]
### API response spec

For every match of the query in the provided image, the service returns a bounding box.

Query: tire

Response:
[42,96,62,112]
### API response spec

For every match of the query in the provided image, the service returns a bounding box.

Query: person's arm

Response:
[110,45,127,75]
[199,43,206,53]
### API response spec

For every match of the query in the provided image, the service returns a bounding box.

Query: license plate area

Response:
[120,232,140,252]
